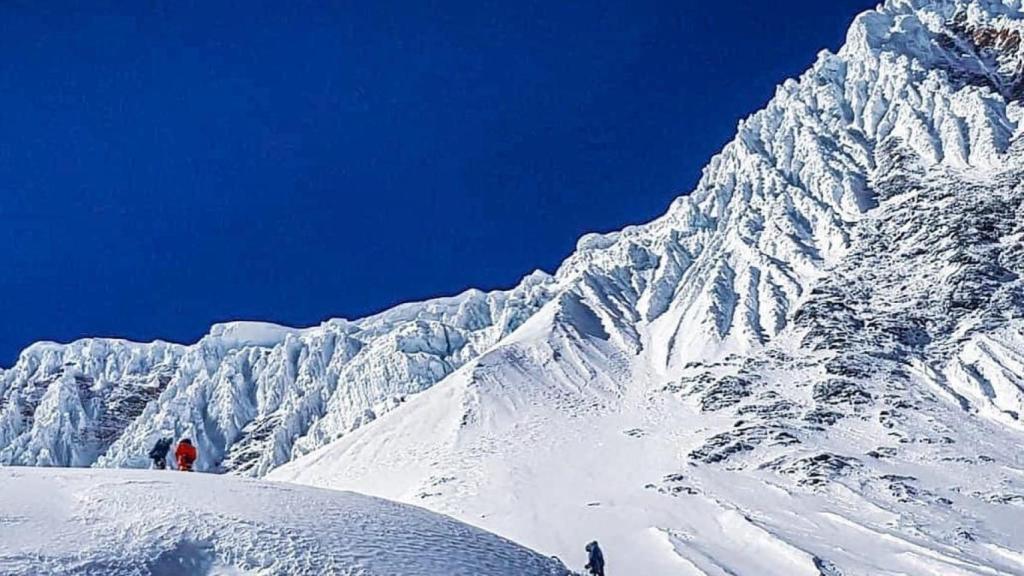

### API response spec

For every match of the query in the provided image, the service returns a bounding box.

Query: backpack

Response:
[149,438,171,459]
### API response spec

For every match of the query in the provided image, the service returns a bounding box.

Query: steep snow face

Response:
[0,275,553,474]
[548,0,1024,372]
[276,163,1024,574]
[947,322,1024,424]
[273,1,1024,574]
[0,340,185,467]
[0,468,572,576]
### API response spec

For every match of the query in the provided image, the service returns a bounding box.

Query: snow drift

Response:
[0,468,571,576]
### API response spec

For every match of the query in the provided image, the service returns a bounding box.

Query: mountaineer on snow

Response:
[148,437,173,470]
[175,438,197,472]
[585,541,605,576]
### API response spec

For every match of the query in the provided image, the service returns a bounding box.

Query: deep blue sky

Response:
[0,0,876,365]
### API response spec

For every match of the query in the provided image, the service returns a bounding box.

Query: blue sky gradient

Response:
[0,0,876,364]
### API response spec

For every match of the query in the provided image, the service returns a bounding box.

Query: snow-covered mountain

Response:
[274,160,1024,574]
[0,467,572,575]
[0,274,553,474]
[270,1,1024,573]
[4,0,1024,573]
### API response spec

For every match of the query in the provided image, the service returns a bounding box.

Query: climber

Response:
[175,438,198,472]
[585,541,605,576]
[148,437,173,470]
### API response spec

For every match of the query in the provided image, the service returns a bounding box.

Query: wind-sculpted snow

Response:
[0,340,185,467]
[0,468,572,576]
[948,323,1024,425]
[0,275,553,474]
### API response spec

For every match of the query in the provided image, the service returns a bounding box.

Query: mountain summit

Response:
[4,1,1024,573]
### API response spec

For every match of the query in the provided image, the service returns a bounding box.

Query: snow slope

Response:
[0,467,571,576]
[272,1,1024,574]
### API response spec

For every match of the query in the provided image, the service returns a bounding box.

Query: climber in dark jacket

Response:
[585,541,605,576]
[148,437,173,470]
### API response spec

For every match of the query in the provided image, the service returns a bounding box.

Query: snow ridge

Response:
[0,276,553,474]
[0,468,572,576]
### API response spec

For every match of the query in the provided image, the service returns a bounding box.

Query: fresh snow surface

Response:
[0,468,571,576]
[206,322,309,349]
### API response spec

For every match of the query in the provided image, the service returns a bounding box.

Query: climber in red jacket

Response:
[175,438,197,472]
